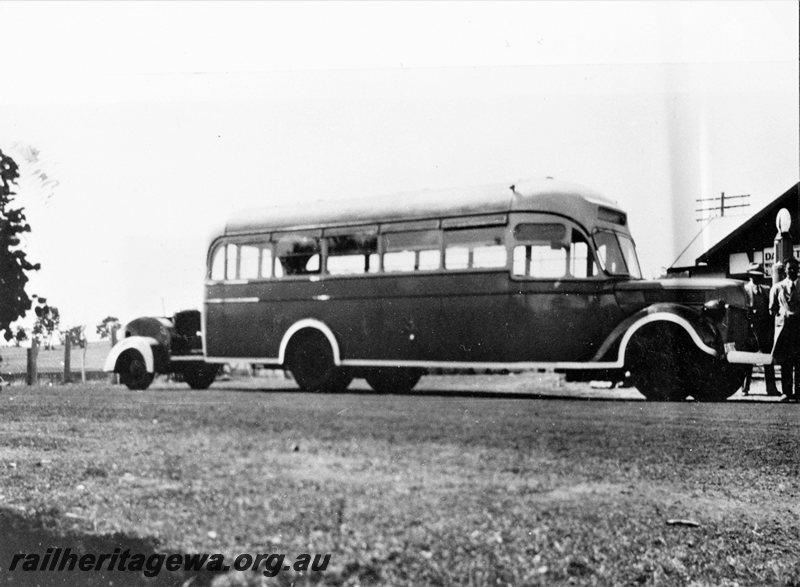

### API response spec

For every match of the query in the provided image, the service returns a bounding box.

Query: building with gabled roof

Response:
[668,182,800,278]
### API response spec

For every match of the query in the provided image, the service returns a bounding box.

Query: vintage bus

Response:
[107,178,768,400]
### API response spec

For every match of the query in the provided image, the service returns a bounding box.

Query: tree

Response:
[12,325,28,347]
[32,296,60,350]
[96,316,121,340]
[63,324,87,383]
[63,325,86,348]
[0,149,40,341]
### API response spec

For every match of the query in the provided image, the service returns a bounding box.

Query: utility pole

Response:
[695,192,750,222]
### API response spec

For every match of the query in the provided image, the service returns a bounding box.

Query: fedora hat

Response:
[747,262,764,276]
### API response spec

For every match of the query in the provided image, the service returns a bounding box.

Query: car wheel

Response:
[119,350,154,391]
[365,368,423,394]
[183,363,218,390]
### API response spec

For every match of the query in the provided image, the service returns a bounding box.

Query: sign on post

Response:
[762,245,800,277]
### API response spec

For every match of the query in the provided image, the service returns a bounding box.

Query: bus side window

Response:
[239,245,260,279]
[512,223,567,278]
[273,250,284,278]
[210,244,226,280]
[512,245,567,278]
[326,233,378,275]
[261,246,274,278]
[569,230,598,278]
[368,253,380,273]
[275,234,322,276]
[225,244,238,280]
[383,230,441,272]
[444,226,507,270]
[306,254,320,273]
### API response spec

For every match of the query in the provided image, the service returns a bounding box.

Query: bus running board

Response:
[725,350,773,365]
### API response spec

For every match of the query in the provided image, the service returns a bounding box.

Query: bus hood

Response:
[614,277,748,310]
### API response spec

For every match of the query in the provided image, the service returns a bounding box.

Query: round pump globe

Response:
[776,208,792,233]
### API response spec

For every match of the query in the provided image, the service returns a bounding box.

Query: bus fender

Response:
[278,319,342,366]
[103,336,161,373]
[592,303,719,364]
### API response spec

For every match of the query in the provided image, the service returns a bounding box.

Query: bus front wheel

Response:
[365,368,423,394]
[118,350,154,391]
[286,329,352,393]
[625,323,691,402]
[626,322,744,402]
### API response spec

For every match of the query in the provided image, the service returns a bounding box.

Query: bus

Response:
[174,177,763,401]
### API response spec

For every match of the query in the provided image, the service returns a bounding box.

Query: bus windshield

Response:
[594,230,642,279]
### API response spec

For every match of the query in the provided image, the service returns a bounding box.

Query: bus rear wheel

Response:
[119,350,154,391]
[286,329,352,393]
[365,368,423,394]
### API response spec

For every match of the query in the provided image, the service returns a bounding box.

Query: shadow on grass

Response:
[0,507,219,586]
[208,386,783,403]
[213,385,647,402]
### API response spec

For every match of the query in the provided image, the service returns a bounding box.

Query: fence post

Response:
[81,342,87,384]
[26,341,39,386]
[108,328,118,385]
[63,336,72,383]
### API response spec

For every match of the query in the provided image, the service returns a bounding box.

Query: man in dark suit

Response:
[742,262,779,395]
[771,257,800,400]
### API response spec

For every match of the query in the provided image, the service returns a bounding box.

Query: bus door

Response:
[205,237,309,359]
[505,215,621,363]
[432,219,513,363]
[371,223,444,361]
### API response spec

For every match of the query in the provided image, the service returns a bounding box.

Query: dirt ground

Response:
[1,376,799,586]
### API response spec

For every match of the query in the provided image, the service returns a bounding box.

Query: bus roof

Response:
[223,178,624,236]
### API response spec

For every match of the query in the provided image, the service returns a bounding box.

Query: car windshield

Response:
[594,230,642,279]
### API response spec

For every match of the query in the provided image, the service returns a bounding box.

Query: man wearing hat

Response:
[742,261,780,395]
[771,257,800,400]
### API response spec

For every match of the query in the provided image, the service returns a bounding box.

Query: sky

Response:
[0,1,797,339]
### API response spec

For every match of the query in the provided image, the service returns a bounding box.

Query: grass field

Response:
[1,379,799,586]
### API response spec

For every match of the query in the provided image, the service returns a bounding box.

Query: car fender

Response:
[103,336,161,373]
[592,303,718,363]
